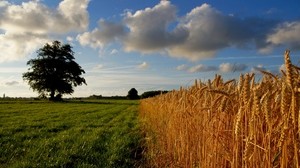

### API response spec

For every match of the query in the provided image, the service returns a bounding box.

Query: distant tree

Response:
[89,94,102,99]
[127,88,139,100]
[140,90,169,99]
[22,41,86,100]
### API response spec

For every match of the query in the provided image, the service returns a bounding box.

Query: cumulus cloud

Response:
[168,4,253,60]
[0,32,49,62]
[0,0,89,34]
[77,20,126,48]
[0,0,90,62]
[219,63,247,73]
[77,2,290,61]
[122,1,187,53]
[77,1,292,60]
[265,21,300,50]
[137,62,149,69]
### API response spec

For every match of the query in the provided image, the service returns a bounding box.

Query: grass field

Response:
[0,99,142,168]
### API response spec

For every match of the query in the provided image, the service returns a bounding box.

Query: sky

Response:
[0,0,300,97]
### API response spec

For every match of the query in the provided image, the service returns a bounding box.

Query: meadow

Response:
[0,99,142,168]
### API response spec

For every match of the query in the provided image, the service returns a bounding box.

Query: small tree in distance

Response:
[23,41,86,100]
[127,88,139,100]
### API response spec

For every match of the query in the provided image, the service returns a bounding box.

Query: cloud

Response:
[5,81,19,86]
[137,62,149,69]
[93,64,104,70]
[177,62,247,73]
[0,0,89,34]
[110,49,118,55]
[188,64,218,73]
[78,2,286,61]
[219,63,247,73]
[279,64,286,72]
[0,1,9,7]
[0,32,49,62]
[122,1,187,53]
[265,21,300,50]
[176,64,188,71]
[0,0,90,62]
[251,64,267,73]
[66,36,74,42]
[77,20,126,48]
[168,4,253,60]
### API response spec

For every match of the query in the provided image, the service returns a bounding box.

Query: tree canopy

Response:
[23,41,86,100]
[127,88,139,100]
[140,90,169,99]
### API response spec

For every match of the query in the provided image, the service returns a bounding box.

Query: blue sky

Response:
[0,0,300,97]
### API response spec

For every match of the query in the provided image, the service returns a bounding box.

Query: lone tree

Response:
[127,88,139,100]
[23,41,86,100]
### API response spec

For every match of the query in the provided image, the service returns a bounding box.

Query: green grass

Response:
[0,99,143,168]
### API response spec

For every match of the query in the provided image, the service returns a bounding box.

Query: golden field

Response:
[140,51,300,168]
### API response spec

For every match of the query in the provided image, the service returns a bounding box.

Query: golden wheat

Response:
[139,50,300,167]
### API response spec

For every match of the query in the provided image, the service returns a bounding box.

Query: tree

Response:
[127,88,139,100]
[140,90,169,99]
[23,41,86,100]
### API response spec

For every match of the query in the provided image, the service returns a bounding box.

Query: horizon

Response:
[0,0,300,97]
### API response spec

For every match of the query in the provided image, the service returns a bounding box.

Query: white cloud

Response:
[77,20,126,49]
[219,63,247,73]
[0,0,89,34]
[110,49,118,55]
[266,21,300,50]
[188,64,218,73]
[279,64,286,72]
[123,1,184,53]
[251,64,267,73]
[137,62,149,69]
[0,32,49,62]
[66,36,74,42]
[0,0,90,62]
[0,1,9,7]
[176,64,188,71]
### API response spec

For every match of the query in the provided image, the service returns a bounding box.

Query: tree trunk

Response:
[50,90,55,100]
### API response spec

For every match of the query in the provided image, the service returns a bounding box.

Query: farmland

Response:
[140,51,300,167]
[0,99,142,168]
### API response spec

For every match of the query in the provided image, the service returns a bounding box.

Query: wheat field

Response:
[140,51,300,167]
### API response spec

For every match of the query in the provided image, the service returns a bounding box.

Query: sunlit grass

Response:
[0,99,142,167]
